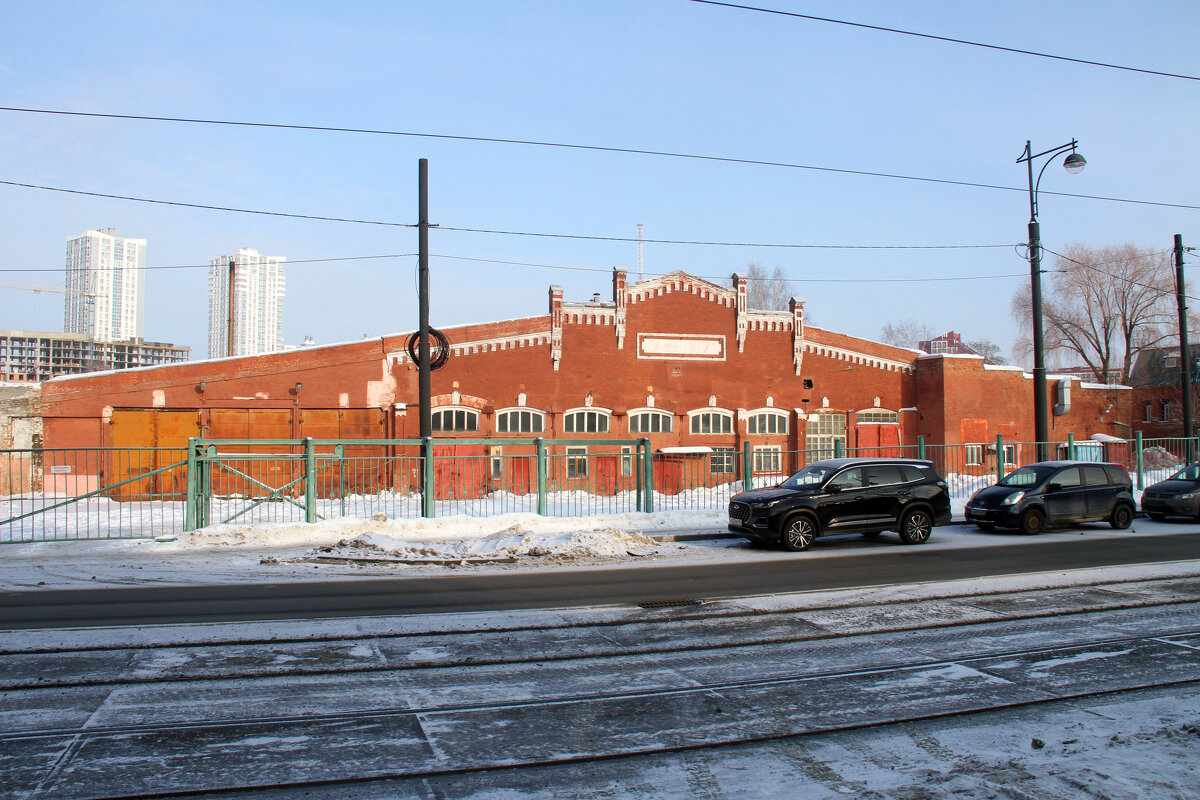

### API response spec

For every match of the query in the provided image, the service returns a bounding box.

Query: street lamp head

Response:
[1063,151,1086,174]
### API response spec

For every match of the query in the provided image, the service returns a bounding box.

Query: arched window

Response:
[432,407,479,432]
[689,409,733,435]
[495,408,545,434]
[746,409,789,435]
[856,408,899,424]
[629,409,674,434]
[563,408,610,434]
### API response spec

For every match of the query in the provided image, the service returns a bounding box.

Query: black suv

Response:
[965,460,1134,534]
[728,458,952,551]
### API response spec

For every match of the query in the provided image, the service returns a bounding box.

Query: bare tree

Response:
[744,263,792,311]
[966,339,1007,365]
[878,319,935,348]
[1010,243,1175,384]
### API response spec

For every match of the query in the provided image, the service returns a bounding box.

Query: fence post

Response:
[743,440,753,491]
[335,444,346,517]
[1067,433,1076,461]
[1135,431,1144,490]
[199,445,215,529]
[422,437,435,518]
[303,437,317,523]
[834,439,843,459]
[637,438,649,513]
[535,437,547,516]
[996,435,1005,482]
[644,440,655,513]
[184,438,198,532]
[917,435,926,460]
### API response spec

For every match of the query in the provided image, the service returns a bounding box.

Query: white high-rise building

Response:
[64,228,146,342]
[208,248,286,358]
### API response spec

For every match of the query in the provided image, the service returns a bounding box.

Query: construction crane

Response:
[0,283,65,294]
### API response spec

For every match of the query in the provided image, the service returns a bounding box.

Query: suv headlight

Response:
[1178,492,1196,500]
[1001,491,1026,506]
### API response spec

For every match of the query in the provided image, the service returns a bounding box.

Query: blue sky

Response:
[2,1,1197,361]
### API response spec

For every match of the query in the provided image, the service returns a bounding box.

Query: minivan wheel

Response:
[780,515,816,552]
[1020,508,1046,535]
[898,509,932,544]
[1110,504,1134,530]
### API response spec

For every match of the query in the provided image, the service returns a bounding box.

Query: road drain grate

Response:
[637,599,705,609]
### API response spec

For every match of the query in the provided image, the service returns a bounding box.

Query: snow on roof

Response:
[658,446,714,454]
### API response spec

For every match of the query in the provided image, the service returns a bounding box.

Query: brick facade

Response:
[36,269,1132,462]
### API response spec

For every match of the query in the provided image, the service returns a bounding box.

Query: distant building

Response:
[0,330,190,383]
[917,331,978,356]
[65,228,147,342]
[1127,344,1200,437]
[1053,365,1124,384]
[207,248,286,358]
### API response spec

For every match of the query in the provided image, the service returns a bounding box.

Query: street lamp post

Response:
[1016,139,1086,462]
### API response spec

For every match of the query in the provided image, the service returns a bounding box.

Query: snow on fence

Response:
[1,436,1195,543]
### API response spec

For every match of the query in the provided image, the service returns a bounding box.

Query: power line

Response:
[2,107,1197,211]
[0,179,1019,251]
[438,226,1016,249]
[1041,246,1200,302]
[0,250,1027,286]
[0,254,416,274]
[0,180,415,227]
[687,0,1200,82]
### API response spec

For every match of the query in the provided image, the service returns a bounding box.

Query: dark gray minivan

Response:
[964,460,1135,534]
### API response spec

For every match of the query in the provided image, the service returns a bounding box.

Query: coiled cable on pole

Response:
[407,328,450,370]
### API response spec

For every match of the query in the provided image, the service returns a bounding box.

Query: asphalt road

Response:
[4,530,1199,629]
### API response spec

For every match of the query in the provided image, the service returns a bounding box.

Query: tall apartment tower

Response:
[64,228,147,342]
[208,248,286,358]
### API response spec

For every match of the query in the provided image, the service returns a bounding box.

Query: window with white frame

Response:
[431,407,478,432]
[753,445,782,474]
[620,446,633,478]
[566,446,588,479]
[495,408,545,434]
[711,447,736,475]
[856,409,899,424]
[629,409,673,434]
[489,446,503,479]
[1144,402,1153,422]
[563,409,610,434]
[746,409,788,435]
[965,444,983,465]
[1004,444,1017,466]
[689,410,733,435]
[1163,400,1172,422]
[806,412,846,458]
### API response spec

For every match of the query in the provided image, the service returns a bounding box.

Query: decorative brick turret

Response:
[549,285,564,370]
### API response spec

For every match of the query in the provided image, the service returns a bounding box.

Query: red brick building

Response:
[37,269,1131,483]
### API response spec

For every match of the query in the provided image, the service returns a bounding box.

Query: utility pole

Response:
[1176,234,1193,451]
[226,259,235,358]
[418,159,432,439]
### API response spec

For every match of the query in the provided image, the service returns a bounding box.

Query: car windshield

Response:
[780,464,837,488]
[1169,464,1200,482]
[997,466,1054,487]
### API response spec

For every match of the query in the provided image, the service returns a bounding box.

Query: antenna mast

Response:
[637,223,644,281]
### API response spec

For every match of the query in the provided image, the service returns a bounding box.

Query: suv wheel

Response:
[780,515,816,551]
[1020,508,1046,535]
[1110,504,1134,530]
[897,509,932,544]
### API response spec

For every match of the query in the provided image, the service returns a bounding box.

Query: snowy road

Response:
[2,515,1199,797]
[1,567,1198,798]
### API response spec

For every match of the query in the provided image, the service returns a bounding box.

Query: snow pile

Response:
[322,525,661,563]
[166,511,678,564]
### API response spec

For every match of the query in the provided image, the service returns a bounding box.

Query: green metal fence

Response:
[4,433,1200,542]
[1,447,187,542]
